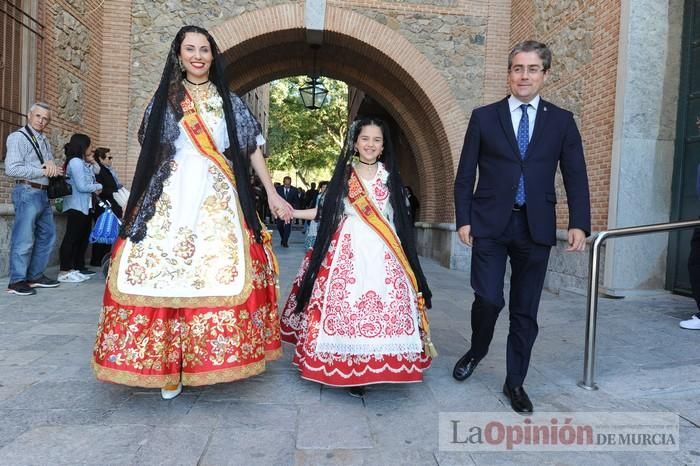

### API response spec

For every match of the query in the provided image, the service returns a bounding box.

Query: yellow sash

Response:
[347,168,437,357]
[180,92,236,186]
[179,92,277,276]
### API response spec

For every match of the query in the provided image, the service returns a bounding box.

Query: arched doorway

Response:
[211,3,465,229]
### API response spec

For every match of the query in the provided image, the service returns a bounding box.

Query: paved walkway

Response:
[1,227,699,465]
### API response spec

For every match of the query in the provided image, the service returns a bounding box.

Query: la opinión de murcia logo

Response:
[439,412,679,452]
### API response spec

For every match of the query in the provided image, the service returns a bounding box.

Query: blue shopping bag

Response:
[90,209,120,244]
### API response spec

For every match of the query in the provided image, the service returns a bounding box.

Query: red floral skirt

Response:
[281,231,431,387]
[92,237,282,388]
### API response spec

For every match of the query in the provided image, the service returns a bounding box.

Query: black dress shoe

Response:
[503,383,533,414]
[452,353,479,381]
[348,386,366,398]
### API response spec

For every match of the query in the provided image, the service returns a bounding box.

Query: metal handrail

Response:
[578,218,700,390]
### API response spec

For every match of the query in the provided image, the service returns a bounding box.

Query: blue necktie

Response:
[515,104,529,206]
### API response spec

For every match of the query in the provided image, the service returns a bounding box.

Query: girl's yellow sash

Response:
[347,168,437,357]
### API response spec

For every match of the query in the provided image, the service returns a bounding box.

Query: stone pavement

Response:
[1,227,699,465]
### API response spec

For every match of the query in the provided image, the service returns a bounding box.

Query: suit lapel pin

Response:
[543,106,547,112]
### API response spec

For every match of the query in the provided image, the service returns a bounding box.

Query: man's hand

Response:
[42,160,63,178]
[566,228,587,252]
[458,225,473,247]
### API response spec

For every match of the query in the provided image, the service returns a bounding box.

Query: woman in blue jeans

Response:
[58,134,102,283]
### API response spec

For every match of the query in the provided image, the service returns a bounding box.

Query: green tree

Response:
[267,77,348,186]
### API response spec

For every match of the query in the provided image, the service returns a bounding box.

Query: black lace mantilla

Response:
[123,91,262,242]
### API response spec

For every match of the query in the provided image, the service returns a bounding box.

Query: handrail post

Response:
[578,232,606,390]
[577,218,700,391]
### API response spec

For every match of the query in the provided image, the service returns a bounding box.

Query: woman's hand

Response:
[268,191,293,222]
[248,148,293,222]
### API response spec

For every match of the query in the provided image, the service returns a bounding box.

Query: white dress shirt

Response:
[508,95,540,143]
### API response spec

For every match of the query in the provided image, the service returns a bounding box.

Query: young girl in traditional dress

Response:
[92,26,293,399]
[280,117,436,397]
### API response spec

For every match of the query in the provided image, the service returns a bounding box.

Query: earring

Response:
[353,150,359,157]
[178,59,185,72]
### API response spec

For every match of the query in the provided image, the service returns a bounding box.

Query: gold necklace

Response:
[183,79,211,104]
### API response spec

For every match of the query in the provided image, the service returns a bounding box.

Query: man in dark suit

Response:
[305,182,319,209]
[276,176,299,247]
[302,182,318,234]
[453,40,590,414]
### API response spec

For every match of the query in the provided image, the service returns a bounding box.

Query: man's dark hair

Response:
[508,40,552,71]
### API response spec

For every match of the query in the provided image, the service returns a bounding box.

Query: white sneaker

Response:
[680,314,700,330]
[73,271,92,280]
[161,383,183,400]
[57,271,88,283]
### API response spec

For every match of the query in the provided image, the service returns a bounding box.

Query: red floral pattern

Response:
[321,244,416,339]
[371,175,389,209]
[280,218,431,387]
[93,236,282,387]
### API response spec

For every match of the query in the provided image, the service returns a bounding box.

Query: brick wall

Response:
[511,0,620,232]
[97,0,134,190]
[0,0,109,203]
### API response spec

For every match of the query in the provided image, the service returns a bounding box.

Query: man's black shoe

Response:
[452,353,479,381]
[27,275,60,288]
[348,386,366,398]
[7,281,37,296]
[503,383,533,414]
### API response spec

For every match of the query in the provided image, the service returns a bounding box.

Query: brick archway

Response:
[211,3,466,224]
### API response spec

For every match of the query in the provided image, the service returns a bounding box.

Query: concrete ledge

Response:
[415,222,469,270]
[416,222,601,295]
[0,203,68,278]
[545,234,600,295]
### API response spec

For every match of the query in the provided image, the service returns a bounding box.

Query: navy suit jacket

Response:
[454,97,591,246]
[276,185,300,209]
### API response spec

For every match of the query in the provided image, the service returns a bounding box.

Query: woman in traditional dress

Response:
[280,117,436,397]
[92,25,292,399]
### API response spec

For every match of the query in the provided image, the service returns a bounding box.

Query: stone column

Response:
[305,0,326,45]
[603,0,683,295]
